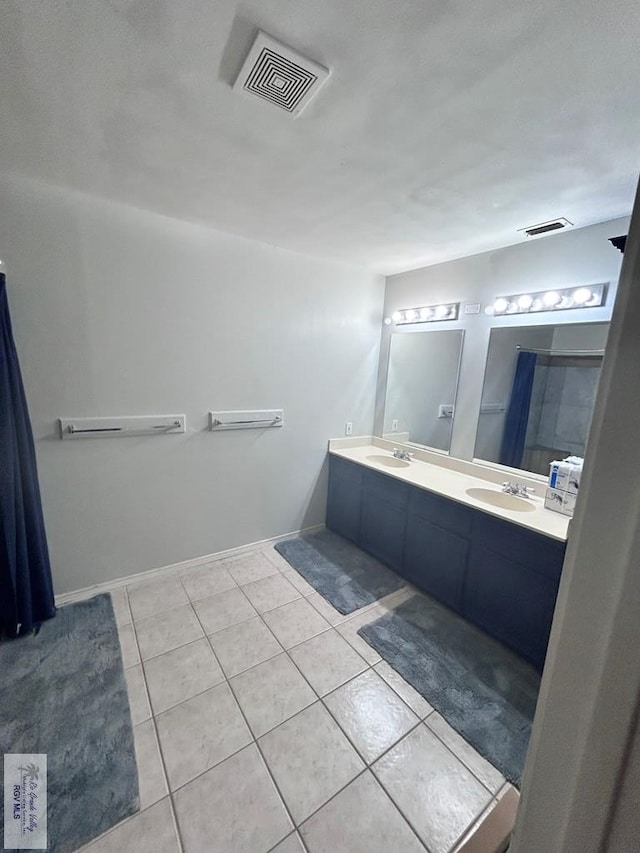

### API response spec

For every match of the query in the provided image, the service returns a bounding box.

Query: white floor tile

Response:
[373,661,433,719]
[144,638,224,714]
[336,607,384,665]
[306,592,351,626]
[324,670,419,764]
[117,622,140,669]
[300,770,425,853]
[225,552,280,586]
[135,604,203,661]
[109,588,131,627]
[242,573,301,613]
[281,568,316,597]
[80,798,179,853]
[259,702,365,824]
[263,598,331,649]
[209,616,282,677]
[125,664,151,725]
[289,629,368,697]
[193,587,256,635]
[133,720,168,809]
[156,682,252,791]
[426,712,505,794]
[372,724,492,853]
[179,562,237,601]
[127,575,188,622]
[173,744,292,853]
[231,653,315,737]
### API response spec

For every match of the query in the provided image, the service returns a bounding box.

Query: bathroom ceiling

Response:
[0,0,638,274]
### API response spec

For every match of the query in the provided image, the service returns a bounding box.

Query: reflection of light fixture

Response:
[490,283,606,316]
[384,317,392,325]
[389,302,460,325]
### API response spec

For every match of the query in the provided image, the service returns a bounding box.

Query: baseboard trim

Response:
[54,523,325,607]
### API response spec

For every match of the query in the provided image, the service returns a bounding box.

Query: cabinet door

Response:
[360,491,407,571]
[403,514,468,610]
[463,542,559,668]
[326,456,363,544]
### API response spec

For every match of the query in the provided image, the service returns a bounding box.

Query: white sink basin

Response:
[366,454,411,469]
[466,486,536,513]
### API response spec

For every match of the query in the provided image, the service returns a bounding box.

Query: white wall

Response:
[0,174,384,594]
[376,217,628,461]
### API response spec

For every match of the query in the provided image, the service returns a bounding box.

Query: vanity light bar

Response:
[385,302,460,326]
[485,283,606,317]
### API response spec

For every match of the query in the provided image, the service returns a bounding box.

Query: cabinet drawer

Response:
[404,515,468,610]
[470,512,566,581]
[409,487,473,537]
[363,468,410,510]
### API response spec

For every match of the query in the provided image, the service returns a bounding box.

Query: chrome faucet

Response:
[502,481,535,498]
[393,448,414,461]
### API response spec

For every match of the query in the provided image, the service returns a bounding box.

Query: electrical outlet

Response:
[391,419,399,432]
[345,421,353,436]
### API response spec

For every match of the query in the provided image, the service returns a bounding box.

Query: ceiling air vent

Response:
[233,31,329,117]
[519,217,573,238]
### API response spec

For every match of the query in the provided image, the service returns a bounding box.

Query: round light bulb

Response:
[419,307,431,321]
[506,301,518,314]
[573,287,591,305]
[543,290,560,307]
[391,311,402,323]
[484,305,495,316]
[518,294,533,310]
[493,298,509,314]
[384,317,392,325]
[405,309,418,322]
[435,304,448,319]
[531,298,543,312]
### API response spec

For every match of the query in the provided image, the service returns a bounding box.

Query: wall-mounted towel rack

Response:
[209,409,284,431]
[59,415,186,439]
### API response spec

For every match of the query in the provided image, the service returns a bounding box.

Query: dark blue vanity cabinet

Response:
[326,455,364,543]
[326,454,567,670]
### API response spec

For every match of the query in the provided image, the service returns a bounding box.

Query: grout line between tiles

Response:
[114,542,503,853]
[127,591,186,853]
[182,574,309,853]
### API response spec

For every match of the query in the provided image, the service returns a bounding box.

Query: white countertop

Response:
[329,439,570,542]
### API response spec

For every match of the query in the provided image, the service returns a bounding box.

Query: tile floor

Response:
[78,541,518,853]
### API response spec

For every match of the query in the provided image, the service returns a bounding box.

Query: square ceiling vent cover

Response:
[233,31,329,117]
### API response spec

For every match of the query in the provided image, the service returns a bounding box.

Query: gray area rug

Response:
[0,594,139,852]
[358,594,541,785]
[275,529,404,614]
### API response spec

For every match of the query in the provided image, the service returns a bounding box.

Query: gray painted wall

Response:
[377,217,628,461]
[0,174,384,594]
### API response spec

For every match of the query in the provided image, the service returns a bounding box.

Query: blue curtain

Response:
[499,350,537,469]
[0,273,55,638]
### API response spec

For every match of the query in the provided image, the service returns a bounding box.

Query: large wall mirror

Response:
[383,329,465,453]
[475,321,609,476]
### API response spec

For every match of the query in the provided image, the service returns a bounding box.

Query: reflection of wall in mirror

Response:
[384,331,463,452]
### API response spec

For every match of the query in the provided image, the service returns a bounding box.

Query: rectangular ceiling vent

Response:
[233,31,329,117]
[519,217,573,238]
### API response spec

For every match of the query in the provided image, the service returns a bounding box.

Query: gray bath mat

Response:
[0,594,139,852]
[275,529,404,614]
[358,594,541,785]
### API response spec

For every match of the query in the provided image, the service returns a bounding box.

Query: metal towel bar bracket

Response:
[59,415,186,439]
[208,410,284,431]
